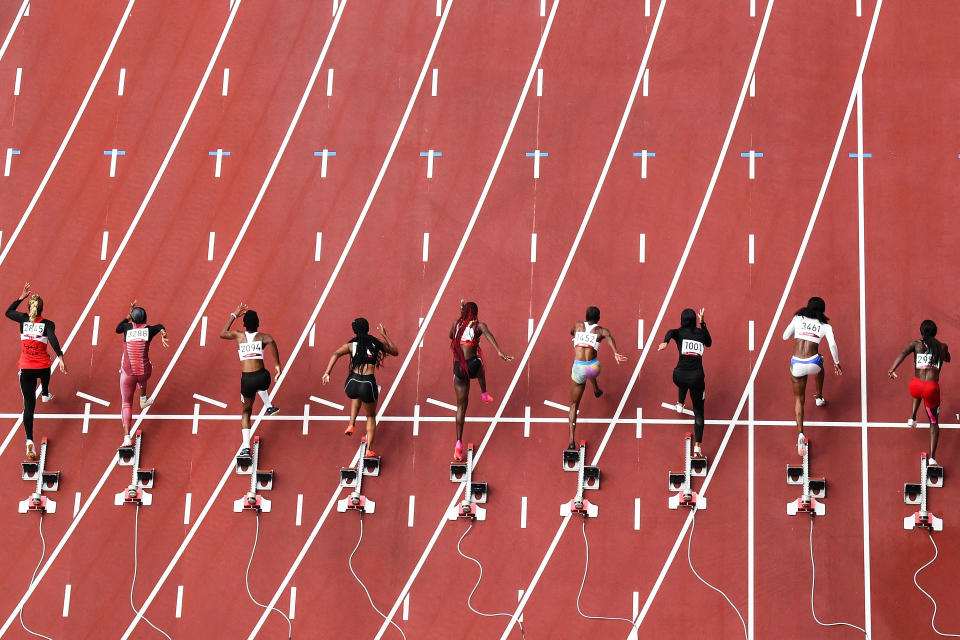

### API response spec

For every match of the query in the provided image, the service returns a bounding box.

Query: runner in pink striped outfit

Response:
[116,300,168,446]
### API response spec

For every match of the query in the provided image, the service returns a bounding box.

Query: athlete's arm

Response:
[887,341,917,379]
[822,324,842,374]
[570,323,577,336]
[220,303,247,340]
[46,321,67,373]
[321,343,352,384]
[657,328,678,351]
[782,317,796,340]
[601,327,627,363]
[377,324,399,356]
[478,322,513,361]
[6,286,27,322]
[116,319,133,333]
[944,343,951,363]
[262,333,282,377]
[700,322,712,347]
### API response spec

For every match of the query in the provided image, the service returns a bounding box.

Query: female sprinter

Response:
[220,304,281,456]
[782,296,842,456]
[116,300,169,447]
[888,320,950,465]
[568,306,627,449]
[321,318,398,457]
[657,307,711,457]
[450,300,513,461]
[6,283,66,460]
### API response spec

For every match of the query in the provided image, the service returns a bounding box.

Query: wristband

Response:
[231,313,238,319]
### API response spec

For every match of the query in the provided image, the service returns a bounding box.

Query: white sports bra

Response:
[238,331,264,360]
[573,322,600,349]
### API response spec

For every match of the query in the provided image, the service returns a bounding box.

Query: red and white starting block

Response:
[234,436,274,512]
[115,430,156,506]
[337,439,378,514]
[19,437,60,514]
[903,453,943,531]
[560,440,600,518]
[448,443,488,521]
[668,433,707,510]
[786,438,826,517]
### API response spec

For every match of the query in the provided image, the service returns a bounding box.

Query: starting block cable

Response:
[19,513,54,640]
[685,508,747,640]
[348,516,407,640]
[575,519,634,630]
[131,504,172,640]
[455,522,526,639]
[807,519,868,637]
[245,511,292,639]
[911,532,960,637]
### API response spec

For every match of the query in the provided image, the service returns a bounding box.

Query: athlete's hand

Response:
[834,363,843,375]
[160,331,170,348]
[614,352,627,364]
[130,299,137,310]
[234,303,247,318]
[698,308,705,324]
[377,323,388,337]
[887,369,897,379]
[58,359,67,374]
[20,283,30,300]
[499,351,514,361]
[275,365,282,378]
[657,342,668,351]
[322,372,330,385]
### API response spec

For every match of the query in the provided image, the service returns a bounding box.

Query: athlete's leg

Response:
[927,405,940,459]
[569,380,586,448]
[814,367,825,402]
[362,400,377,454]
[454,377,469,442]
[792,375,807,433]
[19,370,36,442]
[120,371,138,438]
[39,368,51,396]
[691,378,706,447]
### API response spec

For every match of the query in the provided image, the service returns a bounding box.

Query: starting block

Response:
[448,443,488,521]
[337,439,375,514]
[668,433,706,510]
[234,436,273,512]
[560,441,599,518]
[19,438,59,514]
[115,431,155,506]
[786,438,825,517]
[904,453,943,531]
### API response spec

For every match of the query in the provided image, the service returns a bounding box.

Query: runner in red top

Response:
[6,283,67,460]
[116,300,168,447]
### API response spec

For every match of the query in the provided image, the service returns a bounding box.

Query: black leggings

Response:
[673,368,705,443]
[19,368,51,441]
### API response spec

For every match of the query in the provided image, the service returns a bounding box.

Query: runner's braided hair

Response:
[350,317,385,369]
[795,296,829,324]
[27,294,43,322]
[920,319,944,365]
[451,302,483,377]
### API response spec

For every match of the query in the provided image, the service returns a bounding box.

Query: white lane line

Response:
[289,587,297,619]
[62,584,70,617]
[422,232,429,262]
[14,67,21,95]
[408,495,415,527]
[76,391,110,407]
[855,77,872,638]
[199,316,208,346]
[208,232,215,261]
[536,68,543,96]
[642,68,649,96]
[308,326,315,348]
[431,68,437,96]
[747,381,755,639]
[530,233,537,262]
[634,498,641,530]
[639,234,645,262]
[0,0,134,268]
[296,494,303,526]
[630,4,882,633]
[184,493,192,525]
[748,233,754,263]
[543,399,568,412]
[91,315,100,345]
[0,1,29,66]
[425,397,457,412]
[101,231,109,260]
[222,67,229,96]
[314,232,322,261]
[326,68,333,96]
[193,394,227,409]
[118,68,126,96]
[175,585,183,618]
[520,496,527,529]
[749,71,756,97]
[308,395,344,411]
[527,318,534,341]
[506,0,771,633]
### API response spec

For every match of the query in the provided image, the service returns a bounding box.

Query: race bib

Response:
[239,341,263,357]
[681,339,704,356]
[21,322,44,338]
[799,320,821,336]
[574,331,599,348]
[126,328,149,342]
[916,353,937,368]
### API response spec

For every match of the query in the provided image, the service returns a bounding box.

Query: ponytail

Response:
[349,317,384,369]
[27,294,43,322]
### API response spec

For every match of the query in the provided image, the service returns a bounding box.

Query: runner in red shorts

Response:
[888,320,950,465]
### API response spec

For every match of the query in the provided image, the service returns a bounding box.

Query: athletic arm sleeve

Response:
[823,325,839,363]
[45,321,63,357]
[945,346,951,363]
[116,319,132,334]
[700,323,712,347]
[6,298,27,322]
[663,328,679,344]
[148,324,165,338]
[782,317,796,340]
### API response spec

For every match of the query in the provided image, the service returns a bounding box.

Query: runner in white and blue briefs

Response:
[568,306,626,449]
[782,297,842,456]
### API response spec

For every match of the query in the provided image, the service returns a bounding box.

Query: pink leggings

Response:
[120,367,151,429]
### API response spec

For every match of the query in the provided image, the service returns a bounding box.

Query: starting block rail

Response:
[19,437,59,514]
[337,439,378,514]
[668,432,706,510]
[560,441,599,518]
[904,453,943,531]
[115,431,155,506]
[786,438,825,517]
[234,436,274,512]
[448,443,487,521]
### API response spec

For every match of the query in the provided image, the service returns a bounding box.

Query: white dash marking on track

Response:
[435,0,441,17]
[637,318,644,350]
[302,404,309,435]
[296,493,303,526]
[422,232,429,262]
[748,320,755,351]
[82,402,90,434]
[408,495,415,527]
[639,233,646,263]
[520,496,527,528]
[530,233,537,262]
[222,68,229,96]
[748,233,755,264]
[192,403,199,434]
[76,391,110,407]
[207,231,215,261]
[333,0,339,16]
[518,590,524,623]
[100,231,108,260]
[431,68,437,96]
[108,148,118,178]
[192,393,227,409]
[642,68,649,96]
[644,0,650,16]
[118,68,125,95]
[634,498,641,530]
[62,584,71,617]
[856,0,862,17]
[539,0,545,16]
[14,67,21,95]
[750,0,756,17]
[402,593,410,621]
[289,586,297,619]
[199,316,207,346]
[524,406,531,438]
[213,149,223,178]
[183,493,191,525]
[426,397,456,412]
[543,399,569,412]
[73,492,81,517]
[749,71,756,97]
[24,1,29,17]
[536,68,543,97]
[636,407,643,438]
[175,585,183,618]
[314,232,322,261]
[91,315,100,345]
[308,325,315,347]
[4,148,14,176]
[633,590,640,619]
[309,395,344,411]
[326,68,333,96]
[413,404,420,436]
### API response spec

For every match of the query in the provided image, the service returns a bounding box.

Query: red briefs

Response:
[909,377,940,408]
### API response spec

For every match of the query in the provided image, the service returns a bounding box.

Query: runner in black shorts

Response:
[322,318,398,457]
[219,303,281,455]
[658,307,711,457]
[449,300,513,461]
